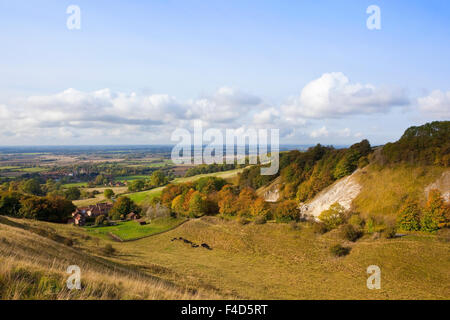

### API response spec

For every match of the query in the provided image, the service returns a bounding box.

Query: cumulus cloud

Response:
[282,72,409,119]
[417,90,450,118]
[253,107,280,125]
[187,87,262,123]
[0,75,418,144]
[338,128,351,137]
[0,87,265,144]
[310,126,329,138]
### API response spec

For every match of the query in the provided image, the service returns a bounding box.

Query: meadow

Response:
[1,215,448,299]
[84,217,187,241]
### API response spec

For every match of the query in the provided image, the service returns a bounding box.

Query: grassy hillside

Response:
[85,217,187,241]
[85,216,450,299]
[353,164,447,220]
[0,216,218,300]
[1,211,449,299]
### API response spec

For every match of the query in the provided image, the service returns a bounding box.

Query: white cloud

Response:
[0,75,421,144]
[187,87,262,123]
[253,107,280,125]
[282,72,409,119]
[338,127,351,137]
[417,90,450,118]
[310,126,329,138]
[0,87,266,144]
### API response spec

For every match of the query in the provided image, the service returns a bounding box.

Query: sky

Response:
[0,0,449,146]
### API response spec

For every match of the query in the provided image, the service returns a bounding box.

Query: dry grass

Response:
[115,216,450,299]
[352,164,447,220]
[0,216,220,300]
[1,214,449,300]
[73,186,129,207]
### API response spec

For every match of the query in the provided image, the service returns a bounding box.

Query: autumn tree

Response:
[319,202,346,229]
[18,196,75,222]
[95,174,107,185]
[218,185,237,216]
[64,187,81,201]
[150,170,167,187]
[397,199,421,231]
[250,198,270,218]
[235,187,257,217]
[0,192,22,217]
[195,177,227,193]
[421,190,449,232]
[161,184,182,207]
[109,196,141,220]
[104,189,115,199]
[188,191,207,218]
[20,179,42,196]
[274,200,299,222]
[171,194,185,216]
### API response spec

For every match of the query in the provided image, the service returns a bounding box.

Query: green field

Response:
[18,167,48,173]
[174,168,244,183]
[62,182,89,188]
[0,166,47,173]
[125,187,163,205]
[116,175,150,181]
[84,217,187,241]
[0,166,21,170]
[122,167,245,206]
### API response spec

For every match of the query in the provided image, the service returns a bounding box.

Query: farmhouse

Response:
[70,203,113,226]
[69,213,86,226]
[126,212,141,220]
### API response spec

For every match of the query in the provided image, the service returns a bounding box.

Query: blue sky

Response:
[0,0,449,145]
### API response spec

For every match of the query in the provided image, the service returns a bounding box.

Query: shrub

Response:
[102,244,116,256]
[104,189,114,199]
[383,225,397,239]
[290,221,300,230]
[146,203,171,220]
[95,215,106,226]
[318,202,345,229]
[250,198,270,217]
[348,214,364,227]
[365,217,376,233]
[329,244,351,257]
[340,224,363,242]
[238,217,250,225]
[254,215,267,225]
[274,200,300,223]
[63,238,74,247]
[312,221,329,234]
